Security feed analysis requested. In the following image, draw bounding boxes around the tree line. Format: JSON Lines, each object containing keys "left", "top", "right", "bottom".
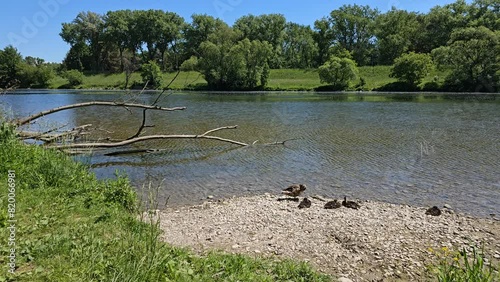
{"left": 0, "top": 0, "right": 498, "bottom": 91}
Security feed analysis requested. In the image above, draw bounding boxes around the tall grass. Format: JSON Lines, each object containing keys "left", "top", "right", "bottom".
{"left": 431, "top": 246, "right": 498, "bottom": 282}
{"left": 0, "top": 125, "right": 331, "bottom": 281}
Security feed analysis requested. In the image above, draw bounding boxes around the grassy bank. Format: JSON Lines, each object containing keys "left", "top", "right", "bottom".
{"left": 0, "top": 125, "right": 330, "bottom": 281}
{"left": 47, "top": 67, "right": 449, "bottom": 92}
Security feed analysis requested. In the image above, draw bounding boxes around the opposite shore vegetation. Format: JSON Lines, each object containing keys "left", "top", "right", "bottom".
{"left": 0, "top": 1, "right": 498, "bottom": 92}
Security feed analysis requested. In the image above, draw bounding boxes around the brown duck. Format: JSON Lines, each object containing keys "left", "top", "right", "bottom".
{"left": 282, "top": 184, "right": 306, "bottom": 197}
{"left": 324, "top": 200, "right": 342, "bottom": 209}
{"left": 425, "top": 206, "right": 442, "bottom": 216}
{"left": 298, "top": 197, "right": 311, "bottom": 209}
{"left": 342, "top": 197, "right": 360, "bottom": 209}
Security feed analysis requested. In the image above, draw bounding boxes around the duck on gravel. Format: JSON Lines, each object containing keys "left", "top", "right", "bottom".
{"left": 298, "top": 197, "right": 312, "bottom": 209}
{"left": 324, "top": 200, "right": 342, "bottom": 209}
{"left": 342, "top": 197, "right": 360, "bottom": 209}
{"left": 282, "top": 184, "right": 306, "bottom": 197}
{"left": 425, "top": 206, "right": 442, "bottom": 216}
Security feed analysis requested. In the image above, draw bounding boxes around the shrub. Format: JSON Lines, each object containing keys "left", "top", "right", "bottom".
{"left": 140, "top": 61, "right": 162, "bottom": 88}
{"left": 390, "top": 52, "right": 433, "bottom": 87}
{"left": 318, "top": 56, "right": 359, "bottom": 90}
{"left": 63, "top": 69, "right": 84, "bottom": 86}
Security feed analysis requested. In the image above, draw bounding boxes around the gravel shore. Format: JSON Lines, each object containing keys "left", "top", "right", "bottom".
{"left": 157, "top": 194, "right": 500, "bottom": 282}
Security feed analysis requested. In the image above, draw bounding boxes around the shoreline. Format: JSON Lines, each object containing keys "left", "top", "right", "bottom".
{"left": 157, "top": 194, "right": 500, "bottom": 282}
{"left": 5, "top": 88, "right": 500, "bottom": 95}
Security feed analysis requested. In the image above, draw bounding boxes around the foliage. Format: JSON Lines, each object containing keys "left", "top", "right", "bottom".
{"left": 0, "top": 45, "right": 22, "bottom": 87}
{"left": 432, "top": 26, "right": 499, "bottom": 92}
{"left": 390, "top": 52, "right": 434, "bottom": 86}
{"left": 140, "top": 61, "right": 162, "bottom": 88}
{"left": 430, "top": 246, "right": 498, "bottom": 282}
{"left": 0, "top": 131, "right": 331, "bottom": 282}
{"left": 179, "top": 56, "right": 198, "bottom": 71}
{"left": 63, "top": 69, "right": 84, "bottom": 86}
{"left": 197, "top": 25, "right": 272, "bottom": 90}
{"left": 318, "top": 56, "right": 359, "bottom": 90}
{"left": 374, "top": 8, "right": 424, "bottom": 64}
{"left": 325, "top": 4, "right": 379, "bottom": 66}
{"left": 60, "top": 11, "right": 105, "bottom": 72}
{"left": 18, "top": 63, "right": 54, "bottom": 88}
{"left": 234, "top": 14, "right": 286, "bottom": 68}
{"left": 282, "top": 23, "right": 319, "bottom": 68}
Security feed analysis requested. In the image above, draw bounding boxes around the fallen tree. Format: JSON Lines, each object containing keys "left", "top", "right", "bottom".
{"left": 4, "top": 84, "right": 292, "bottom": 155}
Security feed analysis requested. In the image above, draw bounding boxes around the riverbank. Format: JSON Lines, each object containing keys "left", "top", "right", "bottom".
{"left": 46, "top": 67, "right": 449, "bottom": 92}
{"left": 158, "top": 194, "right": 500, "bottom": 282}
{"left": 0, "top": 130, "right": 329, "bottom": 281}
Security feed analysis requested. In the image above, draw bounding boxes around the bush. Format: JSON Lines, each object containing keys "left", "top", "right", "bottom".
{"left": 63, "top": 69, "right": 84, "bottom": 86}
{"left": 140, "top": 61, "right": 162, "bottom": 88}
{"left": 318, "top": 56, "right": 359, "bottom": 90}
{"left": 390, "top": 52, "right": 433, "bottom": 87}
{"left": 18, "top": 63, "right": 54, "bottom": 88}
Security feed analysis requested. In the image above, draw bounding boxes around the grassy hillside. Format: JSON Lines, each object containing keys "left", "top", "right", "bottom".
{"left": 0, "top": 127, "right": 330, "bottom": 281}
{"left": 47, "top": 67, "right": 450, "bottom": 92}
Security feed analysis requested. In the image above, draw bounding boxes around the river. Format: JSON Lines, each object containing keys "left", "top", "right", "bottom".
{"left": 2, "top": 90, "right": 499, "bottom": 217}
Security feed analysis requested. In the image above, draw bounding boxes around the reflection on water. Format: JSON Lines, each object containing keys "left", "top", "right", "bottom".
{"left": 2, "top": 90, "right": 499, "bottom": 217}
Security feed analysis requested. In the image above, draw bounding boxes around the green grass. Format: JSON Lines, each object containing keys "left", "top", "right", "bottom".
{"left": 46, "top": 67, "right": 451, "bottom": 92}
{"left": 0, "top": 125, "right": 331, "bottom": 282}
{"left": 431, "top": 246, "right": 498, "bottom": 282}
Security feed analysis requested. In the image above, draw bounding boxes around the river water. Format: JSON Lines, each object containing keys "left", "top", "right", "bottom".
{"left": 2, "top": 90, "right": 499, "bottom": 217}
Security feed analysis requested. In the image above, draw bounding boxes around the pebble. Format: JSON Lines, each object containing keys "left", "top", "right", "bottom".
{"left": 338, "top": 278, "right": 354, "bottom": 282}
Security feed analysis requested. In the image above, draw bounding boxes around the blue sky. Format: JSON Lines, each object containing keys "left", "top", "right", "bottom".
{"left": 1, "top": 0, "right": 462, "bottom": 63}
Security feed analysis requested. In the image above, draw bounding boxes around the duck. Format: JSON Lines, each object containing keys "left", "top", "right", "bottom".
{"left": 342, "top": 196, "right": 360, "bottom": 209}
{"left": 324, "top": 200, "right": 342, "bottom": 209}
{"left": 425, "top": 206, "right": 441, "bottom": 216}
{"left": 282, "top": 184, "right": 306, "bottom": 197}
{"left": 298, "top": 197, "right": 311, "bottom": 209}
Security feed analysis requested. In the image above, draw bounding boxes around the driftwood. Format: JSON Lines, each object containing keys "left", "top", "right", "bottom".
{"left": 49, "top": 126, "right": 249, "bottom": 150}
{"left": 14, "top": 101, "right": 186, "bottom": 126}
{"left": 8, "top": 78, "right": 293, "bottom": 155}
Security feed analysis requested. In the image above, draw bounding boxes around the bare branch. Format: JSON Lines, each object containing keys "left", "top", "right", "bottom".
{"left": 261, "top": 138, "right": 298, "bottom": 146}
{"left": 49, "top": 132, "right": 249, "bottom": 150}
{"left": 127, "top": 108, "right": 148, "bottom": 140}
{"left": 14, "top": 102, "right": 186, "bottom": 126}
{"left": 200, "top": 126, "right": 238, "bottom": 136}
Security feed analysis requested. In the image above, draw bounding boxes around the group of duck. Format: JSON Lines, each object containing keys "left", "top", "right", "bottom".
{"left": 281, "top": 184, "right": 443, "bottom": 216}
{"left": 281, "top": 184, "right": 360, "bottom": 210}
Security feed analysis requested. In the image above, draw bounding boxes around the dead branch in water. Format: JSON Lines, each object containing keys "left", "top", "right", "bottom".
{"left": 14, "top": 101, "right": 186, "bottom": 126}
{"left": 49, "top": 125, "right": 248, "bottom": 150}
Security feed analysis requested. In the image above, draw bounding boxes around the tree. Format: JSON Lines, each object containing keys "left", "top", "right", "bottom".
{"left": 390, "top": 52, "right": 433, "bottom": 86}
{"left": 468, "top": 0, "right": 500, "bottom": 31}
{"left": 422, "top": 0, "right": 470, "bottom": 52}
{"left": 374, "top": 9, "right": 424, "bottom": 65}
{"left": 140, "top": 61, "right": 162, "bottom": 88}
{"left": 104, "top": 10, "right": 133, "bottom": 71}
{"left": 326, "top": 4, "right": 379, "bottom": 66}
{"left": 183, "top": 14, "right": 228, "bottom": 58}
{"left": 432, "top": 26, "right": 499, "bottom": 91}
{"left": 0, "top": 46, "right": 22, "bottom": 88}
{"left": 60, "top": 11, "right": 105, "bottom": 72}
{"left": 282, "top": 23, "right": 319, "bottom": 68}
{"left": 17, "top": 63, "right": 54, "bottom": 88}
{"left": 313, "top": 18, "right": 333, "bottom": 66}
{"left": 196, "top": 24, "right": 272, "bottom": 90}
{"left": 234, "top": 14, "right": 286, "bottom": 68}
{"left": 318, "top": 56, "right": 359, "bottom": 90}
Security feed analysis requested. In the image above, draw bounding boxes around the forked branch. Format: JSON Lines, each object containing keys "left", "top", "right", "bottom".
{"left": 14, "top": 101, "right": 186, "bottom": 126}
{"left": 49, "top": 125, "right": 248, "bottom": 150}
